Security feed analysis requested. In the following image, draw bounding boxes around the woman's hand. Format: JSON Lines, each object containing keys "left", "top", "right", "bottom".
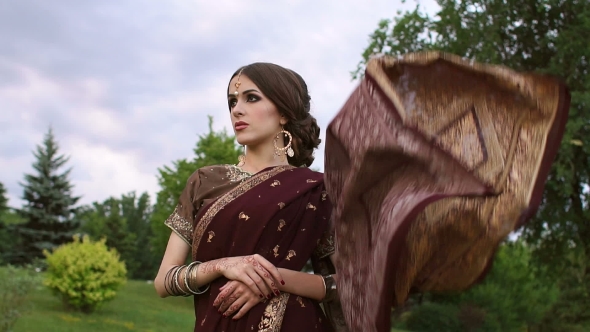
{"left": 203, "top": 254, "right": 283, "bottom": 299}
{"left": 213, "top": 280, "right": 265, "bottom": 319}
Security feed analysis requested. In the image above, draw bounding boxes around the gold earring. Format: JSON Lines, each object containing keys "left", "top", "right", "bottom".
{"left": 273, "top": 128, "right": 294, "bottom": 161}
{"left": 237, "top": 145, "right": 246, "bottom": 167}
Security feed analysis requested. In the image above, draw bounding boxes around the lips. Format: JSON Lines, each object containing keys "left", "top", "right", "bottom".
{"left": 234, "top": 121, "right": 249, "bottom": 130}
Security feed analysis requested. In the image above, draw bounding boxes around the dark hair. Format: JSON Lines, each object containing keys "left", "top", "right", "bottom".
{"left": 228, "top": 63, "right": 321, "bottom": 167}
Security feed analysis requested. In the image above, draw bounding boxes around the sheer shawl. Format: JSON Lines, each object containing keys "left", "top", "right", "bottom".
{"left": 324, "top": 52, "right": 570, "bottom": 332}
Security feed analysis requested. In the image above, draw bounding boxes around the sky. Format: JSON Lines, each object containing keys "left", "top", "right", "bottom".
{"left": 0, "top": 0, "right": 439, "bottom": 208}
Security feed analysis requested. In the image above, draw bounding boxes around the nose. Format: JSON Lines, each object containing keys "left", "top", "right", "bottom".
{"left": 231, "top": 101, "right": 244, "bottom": 117}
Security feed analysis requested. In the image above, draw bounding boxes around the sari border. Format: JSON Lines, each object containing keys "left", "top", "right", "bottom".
{"left": 258, "top": 293, "right": 290, "bottom": 332}
{"left": 192, "top": 165, "right": 294, "bottom": 257}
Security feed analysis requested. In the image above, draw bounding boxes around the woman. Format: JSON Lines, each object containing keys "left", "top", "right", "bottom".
{"left": 154, "top": 63, "right": 340, "bottom": 331}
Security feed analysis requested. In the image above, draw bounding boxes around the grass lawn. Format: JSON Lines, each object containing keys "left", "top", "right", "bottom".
{"left": 14, "top": 278, "right": 408, "bottom": 331}
{"left": 14, "top": 280, "right": 195, "bottom": 332}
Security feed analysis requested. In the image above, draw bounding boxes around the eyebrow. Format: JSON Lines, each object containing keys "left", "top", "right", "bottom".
{"left": 227, "top": 89, "right": 260, "bottom": 98}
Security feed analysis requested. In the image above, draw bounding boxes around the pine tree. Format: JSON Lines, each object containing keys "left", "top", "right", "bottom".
{"left": 0, "top": 182, "right": 8, "bottom": 213}
{"left": 16, "top": 128, "right": 81, "bottom": 264}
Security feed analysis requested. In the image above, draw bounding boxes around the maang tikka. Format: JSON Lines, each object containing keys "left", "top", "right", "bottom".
{"left": 233, "top": 68, "right": 243, "bottom": 96}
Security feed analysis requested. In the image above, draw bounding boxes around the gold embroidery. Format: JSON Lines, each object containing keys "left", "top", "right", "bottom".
{"left": 296, "top": 296, "right": 306, "bottom": 307}
{"left": 193, "top": 166, "right": 293, "bottom": 257}
{"left": 321, "top": 191, "right": 327, "bottom": 201}
{"left": 278, "top": 202, "right": 285, "bottom": 209}
{"left": 277, "top": 219, "right": 286, "bottom": 231}
{"left": 270, "top": 180, "right": 281, "bottom": 187}
{"left": 306, "top": 179, "right": 318, "bottom": 183}
{"left": 258, "top": 293, "right": 289, "bottom": 332}
{"left": 286, "top": 250, "right": 296, "bottom": 261}
{"left": 239, "top": 212, "right": 250, "bottom": 221}
{"left": 314, "top": 233, "right": 336, "bottom": 259}
{"left": 226, "top": 164, "right": 253, "bottom": 182}
{"left": 273, "top": 245, "right": 280, "bottom": 257}
{"left": 164, "top": 206, "right": 193, "bottom": 246}
{"left": 306, "top": 203, "right": 317, "bottom": 211}
{"left": 201, "top": 314, "right": 207, "bottom": 326}
{"left": 207, "top": 231, "right": 215, "bottom": 243}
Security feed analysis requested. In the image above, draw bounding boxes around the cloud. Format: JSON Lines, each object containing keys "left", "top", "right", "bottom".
{"left": 0, "top": 0, "right": 440, "bottom": 207}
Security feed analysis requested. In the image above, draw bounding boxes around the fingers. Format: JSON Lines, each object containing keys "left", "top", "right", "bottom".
{"left": 244, "top": 269, "right": 273, "bottom": 299}
{"left": 221, "top": 295, "right": 247, "bottom": 318}
{"left": 213, "top": 283, "right": 235, "bottom": 307}
{"left": 232, "top": 296, "right": 263, "bottom": 320}
{"left": 252, "top": 254, "right": 283, "bottom": 295}
{"left": 219, "top": 292, "right": 240, "bottom": 313}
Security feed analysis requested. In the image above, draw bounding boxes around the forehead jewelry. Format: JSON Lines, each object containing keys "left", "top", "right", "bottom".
{"left": 233, "top": 69, "right": 244, "bottom": 96}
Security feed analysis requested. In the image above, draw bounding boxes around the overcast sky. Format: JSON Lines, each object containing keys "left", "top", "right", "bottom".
{"left": 0, "top": 0, "right": 438, "bottom": 208}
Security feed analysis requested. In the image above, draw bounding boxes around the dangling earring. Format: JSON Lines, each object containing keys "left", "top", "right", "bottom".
{"left": 237, "top": 145, "right": 246, "bottom": 167}
{"left": 273, "top": 127, "right": 294, "bottom": 161}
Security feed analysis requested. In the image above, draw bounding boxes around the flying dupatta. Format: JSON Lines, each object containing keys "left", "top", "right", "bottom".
{"left": 324, "top": 52, "right": 570, "bottom": 332}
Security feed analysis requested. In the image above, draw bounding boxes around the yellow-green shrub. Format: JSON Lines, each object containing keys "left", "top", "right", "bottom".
{"left": 43, "top": 235, "right": 127, "bottom": 313}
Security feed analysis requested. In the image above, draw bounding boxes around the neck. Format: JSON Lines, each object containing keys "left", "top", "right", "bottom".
{"left": 241, "top": 140, "right": 289, "bottom": 173}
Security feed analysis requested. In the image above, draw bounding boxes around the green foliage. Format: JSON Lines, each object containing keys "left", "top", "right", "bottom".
{"left": 78, "top": 192, "right": 155, "bottom": 280}
{"left": 444, "top": 242, "right": 558, "bottom": 329}
{"left": 401, "top": 243, "right": 557, "bottom": 331}
{"left": 0, "top": 183, "right": 22, "bottom": 264}
{"left": 0, "top": 183, "right": 7, "bottom": 213}
{"left": 43, "top": 235, "right": 126, "bottom": 313}
{"left": 357, "top": 0, "right": 590, "bottom": 326}
{"left": 15, "top": 128, "right": 81, "bottom": 264}
{"left": 402, "top": 302, "right": 462, "bottom": 331}
{"left": 150, "top": 116, "right": 240, "bottom": 258}
{"left": 0, "top": 210, "right": 25, "bottom": 265}
{"left": 0, "top": 266, "right": 41, "bottom": 332}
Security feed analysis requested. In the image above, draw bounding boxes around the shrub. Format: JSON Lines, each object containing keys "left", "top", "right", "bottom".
{"left": 402, "top": 302, "right": 463, "bottom": 331}
{"left": 43, "top": 235, "right": 127, "bottom": 313}
{"left": 0, "top": 265, "right": 40, "bottom": 332}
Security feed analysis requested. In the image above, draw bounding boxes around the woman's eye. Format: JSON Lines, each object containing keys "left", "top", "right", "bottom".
{"left": 229, "top": 100, "right": 237, "bottom": 108}
{"left": 247, "top": 95, "right": 259, "bottom": 102}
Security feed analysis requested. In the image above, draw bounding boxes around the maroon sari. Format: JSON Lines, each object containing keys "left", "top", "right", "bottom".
{"left": 167, "top": 165, "right": 335, "bottom": 331}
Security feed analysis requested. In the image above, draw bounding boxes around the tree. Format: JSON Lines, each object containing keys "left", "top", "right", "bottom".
{"left": 0, "top": 182, "right": 7, "bottom": 213}
{"left": 78, "top": 192, "right": 155, "bottom": 280}
{"left": 150, "top": 116, "right": 240, "bottom": 261}
{"left": 0, "top": 182, "right": 26, "bottom": 264}
{"left": 356, "top": 0, "right": 590, "bottom": 327}
{"left": 399, "top": 242, "right": 559, "bottom": 331}
{"left": 15, "top": 128, "right": 81, "bottom": 264}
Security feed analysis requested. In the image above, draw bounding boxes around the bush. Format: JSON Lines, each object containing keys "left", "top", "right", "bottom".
{"left": 0, "top": 265, "right": 40, "bottom": 332}
{"left": 403, "top": 302, "right": 463, "bottom": 332}
{"left": 43, "top": 235, "right": 127, "bottom": 313}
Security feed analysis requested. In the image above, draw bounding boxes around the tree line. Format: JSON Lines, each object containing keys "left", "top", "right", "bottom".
{"left": 0, "top": 117, "right": 240, "bottom": 280}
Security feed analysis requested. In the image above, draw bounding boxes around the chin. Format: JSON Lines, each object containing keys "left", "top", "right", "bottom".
{"left": 235, "top": 135, "right": 254, "bottom": 147}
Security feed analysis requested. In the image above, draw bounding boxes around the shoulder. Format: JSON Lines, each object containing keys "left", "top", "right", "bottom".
{"left": 186, "top": 164, "right": 236, "bottom": 183}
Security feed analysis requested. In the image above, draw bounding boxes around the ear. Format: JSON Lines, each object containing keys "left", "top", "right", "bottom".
{"left": 279, "top": 115, "right": 288, "bottom": 126}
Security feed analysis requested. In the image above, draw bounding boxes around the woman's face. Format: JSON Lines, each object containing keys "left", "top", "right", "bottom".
{"left": 228, "top": 74, "right": 285, "bottom": 147}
